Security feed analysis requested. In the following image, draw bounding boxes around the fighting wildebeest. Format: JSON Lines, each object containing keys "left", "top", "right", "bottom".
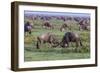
{"left": 36, "top": 32, "right": 59, "bottom": 49}
{"left": 24, "top": 21, "right": 33, "bottom": 35}
{"left": 42, "top": 21, "right": 54, "bottom": 29}
{"left": 60, "top": 32, "right": 82, "bottom": 48}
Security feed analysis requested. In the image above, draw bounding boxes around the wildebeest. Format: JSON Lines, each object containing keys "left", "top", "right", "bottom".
{"left": 60, "top": 23, "right": 69, "bottom": 32}
{"left": 42, "top": 21, "right": 54, "bottom": 29}
{"left": 60, "top": 32, "right": 82, "bottom": 48}
{"left": 74, "top": 17, "right": 82, "bottom": 22}
{"left": 79, "top": 19, "right": 90, "bottom": 30}
{"left": 36, "top": 32, "right": 59, "bottom": 49}
{"left": 79, "top": 24, "right": 90, "bottom": 30}
{"left": 24, "top": 21, "right": 33, "bottom": 35}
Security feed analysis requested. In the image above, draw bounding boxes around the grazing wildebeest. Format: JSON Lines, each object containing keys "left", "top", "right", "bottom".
{"left": 24, "top": 22, "right": 33, "bottom": 35}
{"left": 60, "top": 16, "right": 66, "bottom": 21}
{"left": 60, "top": 22, "right": 71, "bottom": 32}
{"left": 36, "top": 32, "right": 59, "bottom": 49}
{"left": 60, "top": 32, "right": 82, "bottom": 48}
{"left": 79, "top": 24, "right": 90, "bottom": 30}
{"left": 42, "top": 21, "right": 54, "bottom": 29}
{"left": 74, "top": 17, "right": 82, "bottom": 22}
{"left": 60, "top": 23, "right": 68, "bottom": 32}
{"left": 79, "top": 19, "right": 90, "bottom": 30}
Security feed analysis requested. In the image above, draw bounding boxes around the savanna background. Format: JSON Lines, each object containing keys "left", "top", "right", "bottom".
{"left": 24, "top": 11, "right": 90, "bottom": 61}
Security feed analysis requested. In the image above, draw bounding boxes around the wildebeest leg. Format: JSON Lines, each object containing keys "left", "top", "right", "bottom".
{"left": 80, "top": 41, "right": 83, "bottom": 46}
{"left": 76, "top": 41, "right": 79, "bottom": 48}
{"left": 75, "top": 40, "right": 82, "bottom": 52}
{"left": 29, "top": 30, "right": 31, "bottom": 34}
{"left": 36, "top": 37, "right": 41, "bottom": 49}
{"left": 74, "top": 41, "right": 79, "bottom": 52}
{"left": 36, "top": 41, "right": 40, "bottom": 49}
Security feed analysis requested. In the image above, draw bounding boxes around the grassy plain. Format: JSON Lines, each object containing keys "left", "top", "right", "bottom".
{"left": 24, "top": 18, "right": 90, "bottom": 61}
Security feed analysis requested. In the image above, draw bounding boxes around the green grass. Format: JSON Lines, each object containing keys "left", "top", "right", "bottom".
{"left": 24, "top": 18, "right": 90, "bottom": 61}
{"left": 24, "top": 49, "right": 90, "bottom": 61}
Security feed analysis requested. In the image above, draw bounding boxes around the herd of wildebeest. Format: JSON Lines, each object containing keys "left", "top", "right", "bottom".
{"left": 24, "top": 14, "right": 90, "bottom": 51}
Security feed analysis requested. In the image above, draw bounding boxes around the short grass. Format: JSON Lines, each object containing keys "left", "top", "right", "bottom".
{"left": 24, "top": 17, "right": 90, "bottom": 61}
{"left": 24, "top": 49, "right": 90, "bottom": 61}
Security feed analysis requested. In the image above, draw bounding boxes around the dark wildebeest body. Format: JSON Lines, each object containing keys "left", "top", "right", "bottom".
{"left": 60, "top": 32, "right": 82, "bottom": 48}
{"left": 24, "top": 22, "right": 33, "bottom": 35}
{"left": 36, "top": 33, "right": 59, "bottom": 49}
{"left": 42, "top": 21, "right": 54, "bottom": 29}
